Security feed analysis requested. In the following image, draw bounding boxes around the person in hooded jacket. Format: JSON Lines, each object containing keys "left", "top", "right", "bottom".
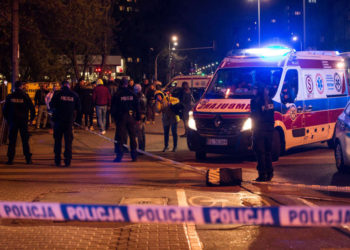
{"left": 155, "top": 90, "right": 180, "bottom": 152}
{"left": 50, "top": 80, "right": 81, "bottom": 167}
{"left": 3, "top": 81, "right": 35, "bottom": 165}
{"left": 134, "top": 84, "right": 147, "bottom": 151}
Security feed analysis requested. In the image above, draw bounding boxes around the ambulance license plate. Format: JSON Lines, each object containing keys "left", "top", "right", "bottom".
{"left": 206, "top": 138, "right": 228, "bottom": 146}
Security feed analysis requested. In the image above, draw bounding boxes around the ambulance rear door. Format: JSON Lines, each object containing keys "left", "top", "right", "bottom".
{"left": 302, "top": 69, "right": 330, "bottom": 144}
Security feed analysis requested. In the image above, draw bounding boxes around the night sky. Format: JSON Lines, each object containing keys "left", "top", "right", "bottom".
{"left": 121, "top": 0, "right": 304, "bottom": 65}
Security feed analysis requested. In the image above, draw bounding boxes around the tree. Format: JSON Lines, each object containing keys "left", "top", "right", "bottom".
{"left": 0, "top": 0, "right": 115, "bottom": 82}
{"left": 36, "top": 0, "right": 110, "bottom": 82}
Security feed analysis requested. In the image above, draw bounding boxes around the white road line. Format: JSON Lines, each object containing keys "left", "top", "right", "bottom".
{"left": 176, "top": 189, "right": 203, "bottom": 250}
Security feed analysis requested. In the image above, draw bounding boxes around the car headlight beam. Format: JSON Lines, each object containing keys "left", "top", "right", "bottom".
{"left": 188, "top": 111, "right": 197, "bottom": 131}
{"left": 241, "top": 117, "right": 252, "bottom": 131}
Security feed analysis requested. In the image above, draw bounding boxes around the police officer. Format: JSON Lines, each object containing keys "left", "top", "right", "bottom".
{"left": 50, "top": 80, "right": 80, "bottom": 167}
{"left": 3, "top": 81, "right": 35, "bottom": 165}
{"left": 111, "top": 77, "right": 140, "bottom": 162}
{"left": 250, "top": 84, "right": 275, "bottom": 182}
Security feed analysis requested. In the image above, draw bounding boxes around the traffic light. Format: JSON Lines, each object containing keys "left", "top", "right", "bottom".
{"left": 95, "top": 67, "right": 101, "bottom": 72}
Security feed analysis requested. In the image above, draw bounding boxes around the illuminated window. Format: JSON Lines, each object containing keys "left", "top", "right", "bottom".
{"left": 119, "top": 5, "right": 125, "bottom": 11}
{"left": 294, "top": 11, "right": 301, "bottom": 16}
{"left": 308, "top": 0, "right": 316, "bottom": 3}
{"left": 136, "top": 58, "right": 141, "bottom": 63}
{"left": 271, "top": 19, "right": 276, "bottom": 23}
{"left": 126, "top": 6, "right": 132, "bottom": 12}
{"left": 127, "top": 0, "right": 132, "bottom": 2}
{"left": 127, "top": 57, "right": 133, "bottom": 63}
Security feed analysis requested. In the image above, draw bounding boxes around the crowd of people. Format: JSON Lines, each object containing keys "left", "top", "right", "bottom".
{"left": 3, "top": 77, "right": 194, "bottom": 166}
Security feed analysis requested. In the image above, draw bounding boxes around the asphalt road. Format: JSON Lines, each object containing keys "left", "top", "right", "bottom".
{"left": 0, "top": 116, "right": 350, "bottom": 249}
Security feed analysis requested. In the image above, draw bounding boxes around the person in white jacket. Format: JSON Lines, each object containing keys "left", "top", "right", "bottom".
{"left": 45, "top": 84, "right": 58, "bottom": 134}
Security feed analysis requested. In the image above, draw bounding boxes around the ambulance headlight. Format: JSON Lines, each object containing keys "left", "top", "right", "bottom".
{"left": 188, "top": 111, "right": 197, "bottom": 131}
{"left": 241, "top": 118, "right": 252, "bottom": 131}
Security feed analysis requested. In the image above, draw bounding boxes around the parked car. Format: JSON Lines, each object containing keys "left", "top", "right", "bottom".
{"left": 334, "top": 102, "right": 350, "bottom": 172}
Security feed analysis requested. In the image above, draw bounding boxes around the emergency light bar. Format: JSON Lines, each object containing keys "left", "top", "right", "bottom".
{"left": 244, "top": 46, "right": 292, "bottom": 58}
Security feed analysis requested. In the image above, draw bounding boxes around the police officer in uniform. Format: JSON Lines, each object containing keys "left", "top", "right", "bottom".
{"left": 50, "top": 80, "right": 80, "bottom": 167}
{"left": 111, "top": 77, "right": 140, "bottom": 162}
{"left": 250, "top": 84, "right": 275, "bottom": 182}
{"left": 3, "top": 81, "right": 35, "bottom": 165}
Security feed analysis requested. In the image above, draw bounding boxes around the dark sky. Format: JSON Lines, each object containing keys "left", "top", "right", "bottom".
{"left": 122, "top": 0, "right": 256, "bottom": 66}
{"left": 118, "top": 0, "right": 349, "bottom": 77}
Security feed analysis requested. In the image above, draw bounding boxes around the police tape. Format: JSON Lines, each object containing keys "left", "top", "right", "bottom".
{"left": 244, "top": 180, "right": 350, "bottom": 193}
{"left": 1, "top": 201, "right": 350, "bottom": 227}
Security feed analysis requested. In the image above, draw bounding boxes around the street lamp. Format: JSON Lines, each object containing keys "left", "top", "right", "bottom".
{"left": 248, "top": 0, "right": 261, "bottom": 47}
{"left": 168, "top": 35, "right": 178, "bottom": 82}
{"left": 292, "top": 35, "right": 302, "bottom": 51}
{"left": 303, "top": 0, "right": 306, "bottom": 50}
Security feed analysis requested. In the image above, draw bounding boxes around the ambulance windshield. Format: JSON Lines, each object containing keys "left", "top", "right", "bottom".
{"left": 205, "top": 67, "right": 282, "bottom": 99}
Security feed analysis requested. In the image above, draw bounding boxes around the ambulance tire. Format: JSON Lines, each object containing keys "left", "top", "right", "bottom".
{"left": 327, "top": 134, "right": 335, "bottom": 149}
{"left": 195, "top": 151, "right": 206, "bottom": 161}
{"left": 272, "top": 129, "right": 281, "bottom": 162}
{"left": 335, "top": 141, "right": 347, "bottom": 173}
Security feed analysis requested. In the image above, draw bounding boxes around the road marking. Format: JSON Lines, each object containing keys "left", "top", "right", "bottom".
{"left": 188, "top": 196, "right": 230, "bottom": 207}
{"left": 176, "top": 189, "right": 203, "bottom": 250}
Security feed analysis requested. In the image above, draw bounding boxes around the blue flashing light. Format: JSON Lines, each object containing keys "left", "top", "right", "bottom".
{"left": 245, "top": 46, "right": 292, "bottom": 58}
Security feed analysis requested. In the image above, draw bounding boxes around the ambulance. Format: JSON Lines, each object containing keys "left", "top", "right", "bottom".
{"left": 187, "top": 46, "right": 349, "bottom": 161}
{"left": 163, "top": 75, "right": 211, "bottom": 102}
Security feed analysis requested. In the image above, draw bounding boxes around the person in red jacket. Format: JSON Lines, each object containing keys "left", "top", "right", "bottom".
{"left": 92, "top": 79, "right": 111, "bottom": 135}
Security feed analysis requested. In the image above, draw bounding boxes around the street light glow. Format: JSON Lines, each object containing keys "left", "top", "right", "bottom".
{"left": 173, "top": 42, "right": 178, "bottom": 46}
{"left": 292, "top": 36, "right": 298, "bottom": 42}
{"left": 172, "top": 35, "right": 178, "bottom": 42}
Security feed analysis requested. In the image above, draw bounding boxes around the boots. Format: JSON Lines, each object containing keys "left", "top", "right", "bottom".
{"left": 25, "top": 154, "right": 33, "bottom": 164}
{"left": 255, "top": 173, "right": 267, "bottom": 182}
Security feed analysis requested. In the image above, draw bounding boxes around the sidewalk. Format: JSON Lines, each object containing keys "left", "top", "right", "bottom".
{"left": 0, "top": 116, "right": 202, "bottom": 249}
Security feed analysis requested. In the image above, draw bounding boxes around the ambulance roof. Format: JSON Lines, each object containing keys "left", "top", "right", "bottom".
{"left": 219, "top": 47, "right": 344, "bottom": 70}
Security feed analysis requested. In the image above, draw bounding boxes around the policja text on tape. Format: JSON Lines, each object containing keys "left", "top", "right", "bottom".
{"left": 1, "top": 201, "right": 350, "bottom": 227}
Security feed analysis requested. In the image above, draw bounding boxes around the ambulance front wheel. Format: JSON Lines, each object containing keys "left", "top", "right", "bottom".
{"left": 272, "top": 129, "right": 282, "bottom": 162}
{"left": 334, "top": 141, "right": 348, "bottom": 172}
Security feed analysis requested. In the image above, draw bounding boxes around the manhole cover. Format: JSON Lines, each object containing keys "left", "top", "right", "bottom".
{"left": 119, "top": 197, "right": 168, "bottom": 205}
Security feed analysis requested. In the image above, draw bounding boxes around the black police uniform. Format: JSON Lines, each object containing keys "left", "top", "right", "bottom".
{"left": 250, "top": 91, "right": 275, "bottom": 181}
{"left": 3, "top": 86, "right": 35, "bottom": 164}
{"left": 111, "top": 86, "right": 140, "bottom": 162}
{"left": 50, "top": 85, "right": 80, "bottom": 166}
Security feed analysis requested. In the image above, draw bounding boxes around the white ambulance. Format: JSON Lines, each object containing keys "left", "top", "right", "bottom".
{"left": 187, "top": 46, "right": 349, "bottom": 161}
{"left": 163, "top": 75, "right": 211, "bottom": 102}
